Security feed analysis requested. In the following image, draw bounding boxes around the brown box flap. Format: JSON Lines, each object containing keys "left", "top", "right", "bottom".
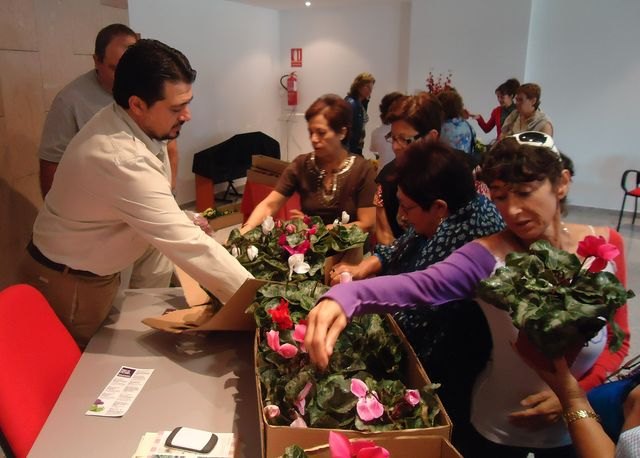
{"left": 142, "top": 278, "right": 272, "bottom": 333}
{"left": 251, "top": 155, "right": 290, "bottom": 175}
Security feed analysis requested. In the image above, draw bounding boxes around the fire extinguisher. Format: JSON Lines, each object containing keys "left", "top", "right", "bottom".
{"left": 280, "top": 72, "right": 298, "bottom": 106}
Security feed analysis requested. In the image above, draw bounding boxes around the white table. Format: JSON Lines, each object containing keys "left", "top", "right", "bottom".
{"left": 29, "top": 288, "right": 261, "bottom": 457}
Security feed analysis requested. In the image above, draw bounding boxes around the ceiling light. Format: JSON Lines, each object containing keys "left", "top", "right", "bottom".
{"left": 305, "top": 1, "right": 311, "bottom": 6}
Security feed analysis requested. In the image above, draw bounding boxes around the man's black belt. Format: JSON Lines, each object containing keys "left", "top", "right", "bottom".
{"left": 27, "top": 240, "right": 99, "bottom": 277}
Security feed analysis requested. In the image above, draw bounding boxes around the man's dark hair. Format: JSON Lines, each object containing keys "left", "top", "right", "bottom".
{"left": 94, "top": 23, "right": 137, "bottom": 62}
{"left": 113, "top": 39, "right": 197, "bottom": 109}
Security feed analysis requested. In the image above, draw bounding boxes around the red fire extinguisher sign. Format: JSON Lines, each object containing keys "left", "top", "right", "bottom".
{"left": 291, "top": 48, "right": 302, "bottom": 67}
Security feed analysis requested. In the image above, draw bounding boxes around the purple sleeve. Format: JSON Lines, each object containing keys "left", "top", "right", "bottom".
{"left": 321, "top": 242, "right": 497, "bottom": 318}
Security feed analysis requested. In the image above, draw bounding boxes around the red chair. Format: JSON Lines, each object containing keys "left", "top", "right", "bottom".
{"left": 616, "top": 169, "right": 640, "bottom": 231}
{"left": 0, "top": 284, "right": 81, "bottom": 458}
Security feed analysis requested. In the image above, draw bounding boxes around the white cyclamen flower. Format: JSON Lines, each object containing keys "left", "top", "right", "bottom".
{"left": 341, "top": 211, "right": 350, "bottom": 224}
{"left": 288, "top": 253, "right": 310, "bottom": 280}
{"left": 261, "top": 215, "right": 275, "bottom": 234}
{"left": 231, "top": 245, "right": 240, "bottom": 258}
{"left": 247, "top": 245, "right": 259, "bottom": 261}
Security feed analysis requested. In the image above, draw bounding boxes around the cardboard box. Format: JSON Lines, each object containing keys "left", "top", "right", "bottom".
{"left": 256, "top": 317, "right": 452, "bottom": 458}
{"left": 246, "top": 168, "right": 280, "bottom": 187}
{"left": 207, "top": 202, "right": 244, "bottom": 231}
{"left": 281, "top": 435, "right": 462, "bottom": 458}
{"left": 252, "top": 155, "right": 290, "bottom": 176}
{"left": 142, "top": 277, "right": 269, "bottom": 332}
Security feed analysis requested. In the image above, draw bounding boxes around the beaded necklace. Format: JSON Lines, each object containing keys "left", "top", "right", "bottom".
{"left": 310, "top": 152, "right": 355, "bottom": 205}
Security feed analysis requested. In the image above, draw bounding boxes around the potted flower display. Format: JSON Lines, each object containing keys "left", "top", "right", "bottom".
{"left": 224, "top": 216, "right": 446, "bottom": 457}
{"left": 477, "top": 236, "right": 634, "bottom": 368}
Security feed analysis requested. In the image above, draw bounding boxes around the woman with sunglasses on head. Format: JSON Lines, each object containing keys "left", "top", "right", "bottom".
{"left": 373, "top": 92, "right": 443, "bottom": 245}
{"left": 240, "top": 94, "right": 376, "bottom": 233}
{"left": 305, "top": 132, "right": 630, "bottom": 458}
{"left": 501, "top": 83, "right": 553, "bottom": 139}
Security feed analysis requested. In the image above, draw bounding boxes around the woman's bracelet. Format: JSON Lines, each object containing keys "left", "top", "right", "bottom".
{"left": 563, "top": 409, "right": 601, "bottom": 425}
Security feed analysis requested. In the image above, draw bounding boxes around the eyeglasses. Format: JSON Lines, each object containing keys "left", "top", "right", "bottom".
{"left": 385, "top": 132, "right": 422, "bottom": 146}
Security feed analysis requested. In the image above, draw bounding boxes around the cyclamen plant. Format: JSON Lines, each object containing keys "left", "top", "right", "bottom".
{"left": 283, "top": 431, "right": 390, "bottom": 458}
{"left": 425, "top": 71, "right": 453, "bottom": 95}
{"left": 225, "top": 216, "right": 441, "bottom": 433}
{"left": 477, "top": 236, "right": 634, "bottom": 358}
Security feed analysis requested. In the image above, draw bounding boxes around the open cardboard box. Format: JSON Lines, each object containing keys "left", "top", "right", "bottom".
{"left": 256, "top": 317, "right": 452, "bottom": 458}
{"left": 208, "top": 202, "right": 244, "bottom": 231}
{"left": 279, "top": 435, "right": 462, "bottom": 458}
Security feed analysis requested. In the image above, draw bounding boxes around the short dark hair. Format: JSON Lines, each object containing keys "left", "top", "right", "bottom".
{"left": 496, "top": 78, "right": 520, "bottom": 97}
{"left": 94, "top": 23, "right": 137, "bottom": 62}
{"left": 113, "top": 39, "right": 197, "bottom": 109}
{"left": 305, "top": 94, "right": 352, "bottom": 138}
{"left": 396, "top": 140, "right": 475, "bottom": 212}
{"left": 437, "top": 89, "right": 464, "bottom": 120}
{"left": 379, "top": 91, "right": 404, "bottom": 123}
{"left": 386, "top": 91, "right": 443, "bottom": 135}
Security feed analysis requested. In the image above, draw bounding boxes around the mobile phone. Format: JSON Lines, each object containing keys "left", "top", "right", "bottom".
{"left": 165, "top": 427, "right": 218, "bottom": 454}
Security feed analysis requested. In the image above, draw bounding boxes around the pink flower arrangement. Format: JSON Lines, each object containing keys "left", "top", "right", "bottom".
{"left": 425, "top": 71, "right": 453, "bottom": 95}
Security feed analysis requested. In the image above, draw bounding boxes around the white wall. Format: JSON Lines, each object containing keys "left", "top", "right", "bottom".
{"left": 129, "top": 0, "right": 281, "bottom": 204}
{"left": 278, "top": 2, "right": 411, "bottom": 160}
{"left": 526, "top": 0, "right": 639, "bottom": 211}
{"left": 407, "top": 0, "right": 532, "bottom": 143}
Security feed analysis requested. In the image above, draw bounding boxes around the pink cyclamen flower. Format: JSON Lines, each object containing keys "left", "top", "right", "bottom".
{"left": 404, "top": 389, "right": 421, "bottom": 407}
{"left": 350, "top": 378, "right": 384, "bottom": 422}
{"left": 285, "top": 223, "right": 296, "bottom": 234}
{"left": 293, "top": 322, "right": 307, "bottom": 352}
{"left": 307, "top": 226, "right": 317, "bottom": 236}
{"left": 328, "top": 432, "right": 389, "bottom": 458}
{"left": 294, "top": 382, "right": 313, "bottom": 415}
{"left": 263, "top": 404, "right": 280, "bottom": 419}
{"left": 283, "top": 239, "right": 311, "bottom": 256}
{"left": 290, "top": 415, "right": 307, "bottom": 428}
{"left": 576, "top": 235, "right": 620, "bottom": 273}
{"left": 265, "top": 330, "right": 298, "bottom": 359}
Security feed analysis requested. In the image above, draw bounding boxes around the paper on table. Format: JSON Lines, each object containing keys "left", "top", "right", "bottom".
{"left": 132, "top": 431, "right": 235, "bottom": 458}
{"left": 86, "top": 366, "right": 154, "bottom": 417}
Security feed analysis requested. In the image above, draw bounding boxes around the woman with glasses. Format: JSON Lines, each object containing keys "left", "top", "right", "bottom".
{"left": 373, "top": 92, "right": 443, "bottom": 245}
{"left": 501, "top": 83, "right": 554, "bottom": 138}
{"left": 330, "top": 139, "right": 505, "bottom": 452}
{"left": 240, "top": 94, "right": 376, "bottom": 233}
{"left": 305, "top": 132, "right": 630, "bottom": 458}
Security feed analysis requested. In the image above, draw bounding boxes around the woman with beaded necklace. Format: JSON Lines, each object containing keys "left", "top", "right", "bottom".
{"left": 241, "top": 94, "right": 376, "bottom": 234}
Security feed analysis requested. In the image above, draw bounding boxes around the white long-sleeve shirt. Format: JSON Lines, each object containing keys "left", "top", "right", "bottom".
{"left": 34, "top": 103, "right": 252, "bottom": 303}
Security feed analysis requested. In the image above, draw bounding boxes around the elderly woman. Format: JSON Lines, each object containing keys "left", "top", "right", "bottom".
{"left": 306, "top": 132, "right": 629, "bottom": 457}
{"left": 470, "top": 78, "right": 520, "bottom": 141}
{"left": 331, "top": 140, "right": 505, "bottom": 452}
{"left": 344, "top": 72, "right": 375, "bottom": 155}
{"left": 374, "top": 92, "right": 443, "bottom": 245}
{"left": 501, "top": 83, "right": 553, "bottom": 138}
{"left": 241, "top": 94, "right": 376, "bottom": 233}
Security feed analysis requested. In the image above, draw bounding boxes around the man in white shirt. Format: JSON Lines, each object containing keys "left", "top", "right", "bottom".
{"left": 20, "top": 39, "right": 252, "bottom": 347}
{"left": 38, "top": 23, "right": 177, "bottom": 290}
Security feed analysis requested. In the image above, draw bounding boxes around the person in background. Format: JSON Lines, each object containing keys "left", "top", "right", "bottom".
{"left": 20, "top": 39, "right": 252, "bottom": 348}
{"left": 470, "top": 78, "right": 520, "bottom": 141}
{"left": 330, "top": 140, "right": 505, "bottom": 453}
{"left": 501, "top": 83, "right": 553, "bottom": 138}
{"left": 438, "top": 89, "right": 477, "bottom": 157}
{"left": 306, "top": 133, "right": 629, "bottom": 457}
{"left": 368, "top": 91, "right": 404, "bottom": 168}
{"left": 521, "top": 355, "right": 640, "bottom": 458}
{"left": 241, "top": 94, "right": 376, "bottom": 233}
{"left": 343, "top": 72, "right": 375, "bottom": 155}
{"left": 37, "top": 23, "right": 178, "bottom": 289}
{"left": 374, "top": 92, "right": 443, "bottom": 245}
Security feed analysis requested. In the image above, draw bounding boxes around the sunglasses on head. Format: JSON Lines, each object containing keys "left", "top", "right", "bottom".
{"left": 510, "top": 131, "right": 559, "bottom": 154}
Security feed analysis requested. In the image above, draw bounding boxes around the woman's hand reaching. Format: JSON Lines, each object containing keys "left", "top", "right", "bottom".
{"left": 304, "top": 299, "right": 348, "bottom": 370}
